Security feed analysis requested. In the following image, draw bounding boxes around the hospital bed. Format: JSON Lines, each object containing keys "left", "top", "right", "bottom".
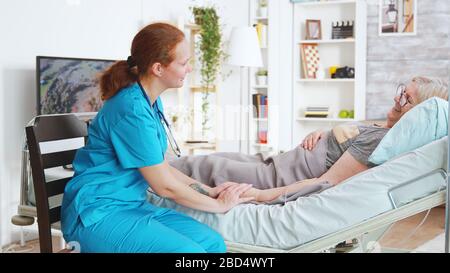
{"left": 148, "top": 136, "right": 450, "bottom": 253}
{"left": 13, "top": 136, "right": 450, "bottom": 253}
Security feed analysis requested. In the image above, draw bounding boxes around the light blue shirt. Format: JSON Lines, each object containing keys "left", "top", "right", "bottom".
{"left": 61, "top": 82, "right": 168, "bottom": 236}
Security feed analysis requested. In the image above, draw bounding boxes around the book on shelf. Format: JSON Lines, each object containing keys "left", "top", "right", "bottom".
{"left": 304, "top": 112, "right": 329, "bottom": 118}
{"left": 252, "top": 94, "right": 268, "bottom": 118}
{"left": 304, "top": 105, "right": 329, "bottom": 118}
{"left": 306, "top": 106, "right": 329, "bottom": 111}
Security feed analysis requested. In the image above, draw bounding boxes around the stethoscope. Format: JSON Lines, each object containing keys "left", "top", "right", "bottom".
{"left": 137, "top": 81, "right": 181, "bottom": 158}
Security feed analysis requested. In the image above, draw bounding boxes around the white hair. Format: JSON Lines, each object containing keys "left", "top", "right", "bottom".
{"left": 411, "top": 76, "right": 448, "bottom": 103}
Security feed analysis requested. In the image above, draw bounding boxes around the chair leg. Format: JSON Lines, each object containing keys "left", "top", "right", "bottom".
{"left": 19, "top": 227, "right": 26, "bottom": 247}
{"left": 10, "top": 215, "right": 35, "bottom": 248}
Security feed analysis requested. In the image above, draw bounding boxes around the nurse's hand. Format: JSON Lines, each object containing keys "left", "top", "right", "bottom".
{"left": 216, "top": 184, "right": 255, "bottom": 212}
{"left": 209, "top": 182, "right": 240, "bottom": 198}
{"left": 301, "top": 130, "right": 323, "bottom": 151}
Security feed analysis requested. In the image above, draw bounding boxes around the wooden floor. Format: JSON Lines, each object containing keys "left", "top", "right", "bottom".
{"left": 2, "top": 236, "right": 64, "bottom": 253}
{"left": 3, "top": 206, "right": 446, "bottom": 253}
{"left": 379, "top": 206, "right": 446, "bottom": 251}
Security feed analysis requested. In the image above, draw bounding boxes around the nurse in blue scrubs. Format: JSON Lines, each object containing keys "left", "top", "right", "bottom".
{"left": 61, "top": 22, "right": 254, "bottom": 253}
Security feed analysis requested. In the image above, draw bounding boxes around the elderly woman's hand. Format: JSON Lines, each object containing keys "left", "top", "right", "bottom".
{"left": 393, "top": 96, "right": 403, "bottom": 113}
{"left": 301, "top": 130, "right": 323, "bottom": 151}
{"left": 216, "top": 184, "right": 255, "bottom": 212}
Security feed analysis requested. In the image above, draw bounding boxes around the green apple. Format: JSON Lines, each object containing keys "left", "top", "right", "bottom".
{"left": 349, "top": 110, "right": 354, "bottom": 119}
{"left": 338, "top": 110, "right": 349, "bottom": 118}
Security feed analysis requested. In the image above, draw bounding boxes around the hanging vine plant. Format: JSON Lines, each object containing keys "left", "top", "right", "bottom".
{"left": 191, "top": 6, "right": 224, "bottom": 138}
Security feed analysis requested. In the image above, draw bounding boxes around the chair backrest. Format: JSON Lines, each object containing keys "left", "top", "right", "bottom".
{"left": 26, "top": 114, "right": 88, "bottom": 253}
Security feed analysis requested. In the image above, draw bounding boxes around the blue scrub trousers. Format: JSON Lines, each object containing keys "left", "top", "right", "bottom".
{"left": 69, "top": 202, "right": 226, "bottom": 253}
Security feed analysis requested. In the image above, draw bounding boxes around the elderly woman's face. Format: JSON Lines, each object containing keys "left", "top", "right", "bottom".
{"left": 386, "top": 82, "right": 419, "bottom": 128}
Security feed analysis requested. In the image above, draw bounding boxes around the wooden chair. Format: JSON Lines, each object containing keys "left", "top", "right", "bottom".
{"left": 25, "top": 114, "right": 87, "bottom": 253}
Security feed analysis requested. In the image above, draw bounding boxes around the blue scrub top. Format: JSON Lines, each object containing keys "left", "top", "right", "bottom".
{"left": 61, "top": 82, "right": 168, "bottom": 236}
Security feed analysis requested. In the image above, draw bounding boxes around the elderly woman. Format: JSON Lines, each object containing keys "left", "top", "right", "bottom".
{"left": 168, "top": 76, "right": 448, "bottom": 204}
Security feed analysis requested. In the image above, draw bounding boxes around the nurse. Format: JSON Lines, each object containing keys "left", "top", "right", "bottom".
{"left": 61, "top": 22, "right": 254, "bottom": 253}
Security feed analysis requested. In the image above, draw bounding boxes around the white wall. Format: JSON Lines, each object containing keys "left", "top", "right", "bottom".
{"left": 0, "top": 0, "right": 248, "bottom": 247}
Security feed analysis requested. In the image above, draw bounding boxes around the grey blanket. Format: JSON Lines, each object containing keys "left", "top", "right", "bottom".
{"left": 169, "top": 133, "right": 333, "bottom": 204}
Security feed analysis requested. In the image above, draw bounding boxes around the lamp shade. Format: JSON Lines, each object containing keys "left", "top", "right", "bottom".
{"left": 227, "top": 26, "right": 263, "bottom": 68}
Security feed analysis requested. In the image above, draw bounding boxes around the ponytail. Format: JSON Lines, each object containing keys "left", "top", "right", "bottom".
{"left": 99, "top": 61, "right": 138, "bottom": 100}
{"left": 100, "top": 22, "right": 184, "bottom": 101}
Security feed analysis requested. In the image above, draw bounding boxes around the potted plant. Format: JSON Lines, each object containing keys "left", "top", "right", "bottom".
{"left": 256, "top": 69, "right": 268, "bottom": 85}
{"left": 191, "top": 6, "right": 225, "bottom": 139}
{"left": 258, "top": 0, "right": 268, "bottom": 18}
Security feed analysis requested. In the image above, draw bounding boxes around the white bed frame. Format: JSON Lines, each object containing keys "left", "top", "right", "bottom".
{"left": 225, "top": 168, "right": 449, "bottom": 253}
{"left": 226, "top": 190, "right": 445, "bottom": 253}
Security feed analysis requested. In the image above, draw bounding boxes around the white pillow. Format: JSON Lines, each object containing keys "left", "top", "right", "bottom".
{"left": 369, "top": 97, "right": 448, "bottom": 165}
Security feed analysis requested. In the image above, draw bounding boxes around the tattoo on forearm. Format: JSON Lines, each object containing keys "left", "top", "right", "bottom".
{"left": 189, "top": 183, "right": 210, "bottom": 197}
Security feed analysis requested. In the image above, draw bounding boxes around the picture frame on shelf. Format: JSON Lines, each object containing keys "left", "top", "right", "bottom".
{"left": 379, "top": 0, "right": 416, "bottom": 36}
{"left": 305, "top": 19, "right": 322, "bottom": 40}
{"left": 300, "top": 43, "right": 320, "bottom": 79}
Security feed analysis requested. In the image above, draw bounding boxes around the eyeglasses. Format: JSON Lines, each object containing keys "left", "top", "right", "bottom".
{"left": 157, "top": 109, "right": 182, "bottom": 158}
{"left": 395, "top": 84, "right": 413, "bottom": 107}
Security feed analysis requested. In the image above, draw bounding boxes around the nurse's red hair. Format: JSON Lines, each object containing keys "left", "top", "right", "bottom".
{"left": 99, "top": 22, "right": 185, "bottom": 100}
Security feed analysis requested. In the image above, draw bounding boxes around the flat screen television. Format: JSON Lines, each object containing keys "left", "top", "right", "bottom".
{"left": 36, "top": 56, "right": 116, "bottom": 115}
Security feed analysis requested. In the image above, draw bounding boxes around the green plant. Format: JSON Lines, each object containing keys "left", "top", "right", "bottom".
{"left": 259, "top": 0, "right": 268, "bottom": 7}
{"left": 257, "top": 70, "right": 268, "bottom": 76}
{"left": 191, "top": 6, "right": 224, "bottom": 138}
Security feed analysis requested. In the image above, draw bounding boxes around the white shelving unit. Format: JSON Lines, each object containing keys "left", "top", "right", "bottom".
{"left": 246, "top": 0, "right": 280, "bottom": 154}
{"left": 292, "top": 0, "right": 367, "bottom": 143}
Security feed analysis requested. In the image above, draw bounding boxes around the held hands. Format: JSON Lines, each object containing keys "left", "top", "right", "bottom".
{"left": 301, "top": 130, "right": 323, "bottom": 151}
{"left": 209, "top": 182, "right": 240, "bottom": 198}
{"left": 215, "top": 183, "right": 255, "bottom": 213}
